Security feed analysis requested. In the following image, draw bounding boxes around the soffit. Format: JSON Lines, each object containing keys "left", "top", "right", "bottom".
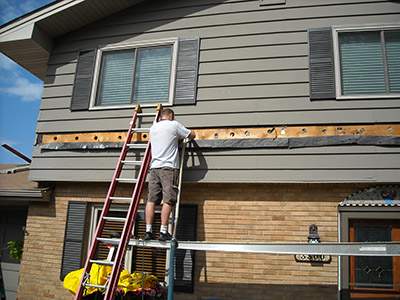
{"left": 0, "top": 0, "right": 147, "bottom": 80}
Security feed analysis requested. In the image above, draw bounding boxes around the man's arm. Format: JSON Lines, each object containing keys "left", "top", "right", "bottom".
{"left": 188, "top": 130, "right": 196, "bottom": 140}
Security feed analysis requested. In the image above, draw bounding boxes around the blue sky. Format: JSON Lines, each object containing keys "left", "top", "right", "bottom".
{"left": 0, "top": 0, "right": 55, "bottom": 164}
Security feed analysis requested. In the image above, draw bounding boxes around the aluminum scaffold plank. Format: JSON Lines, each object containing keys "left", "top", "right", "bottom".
{"left": 126, "top": 240, "right": 400, "bottom": 256}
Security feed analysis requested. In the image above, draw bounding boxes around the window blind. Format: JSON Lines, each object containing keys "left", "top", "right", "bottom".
{"left": 339, "top": 32, "right": 386, "bottom": 95}
{"left": 386, "top": 30, "right": 400, "bottom": 93}
{"left": 98, "top": 50, "right": 135, "bottom": 106}
{"left": 133, "top": 46, "right": 172, "bottom": 103}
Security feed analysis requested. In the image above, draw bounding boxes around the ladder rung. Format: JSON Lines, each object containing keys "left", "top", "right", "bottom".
{"left": 84, "top": 283, "right": 106, "bottom": 289}
{"left": 137, "top": 112, "right": 157, "bottom": 117}
{"left": 90, "top": 260, "right": 114, "bottom": 266}
{"left": 77, "top": 106, "right": 160, "bottom": 298}
{"left": 122, "top": 160, "right": 143, "bottom": 165}
{"left": 132, "top": 128, "right": 150, "bottom": 133}
{"left": 109, "top": 196, "right": 131, "bottom": 202}
{"left": 97, "top": 237, "right": 120, "bottom": 246}
{"left": 116, "top": 178, "right": 138, "bottom": 184}
{"left": 103, "top": 216, "right": 127, "bottom": 222}
{"left": 127, "top": 143, "right": 147, "bottom": 149}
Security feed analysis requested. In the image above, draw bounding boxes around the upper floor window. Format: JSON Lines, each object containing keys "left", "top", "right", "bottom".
{"left": 338, "top": 29, "right": 400, "bottom": 97}
{"left": 92, "top": 39, "right": 177, "bottom": 108}
{"left": 70, "top": 38, "right": 199, "bottom": 111}
{"left": 308, "top": 25, "right": 400, "bottom": 100}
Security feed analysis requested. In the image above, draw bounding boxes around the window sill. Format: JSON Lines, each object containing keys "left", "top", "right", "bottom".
{"left": 89, "top": 102, "right": 171, "bottom": 111}
{"left": 336, "top": 94, "right": 400, "bottom": 100}
{"left": 259, "top": 0, "right": 286, "bottom": 6}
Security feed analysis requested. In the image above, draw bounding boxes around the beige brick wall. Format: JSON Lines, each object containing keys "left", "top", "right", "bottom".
{"left": 16, "top": 182, "right": 372, "bottom": 300}
{"left": 17, "top": 182, "right": 109, "bottom": 300}
{"left": 175, "top": 183, "right": 369, "bottom": 300}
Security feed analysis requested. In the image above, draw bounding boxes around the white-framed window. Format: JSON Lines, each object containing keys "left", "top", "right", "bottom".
{"left": 333, "top": 25, "right": 400, "bottom": 99}
{"left": 70, "top": 38, "right": 199, "bottom": 111}
{"left": 90, "top": 38, "right": 179, "bottom": 109}
{"left": 81, "top": 203, "right": 197, "bottom": 292}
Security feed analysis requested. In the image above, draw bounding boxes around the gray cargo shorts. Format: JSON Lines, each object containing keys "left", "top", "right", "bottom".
{"left": 147, "top": 167, "right": 179, "bottom": 205}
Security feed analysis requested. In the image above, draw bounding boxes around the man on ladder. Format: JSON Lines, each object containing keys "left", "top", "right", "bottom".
{"left": 144, "top": 108, "right": 196, "bottom": 241}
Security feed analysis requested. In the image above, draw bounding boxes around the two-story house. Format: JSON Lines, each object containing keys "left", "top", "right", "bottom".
{"left": 0, "top": 0, "right": 399, "bottom": 299}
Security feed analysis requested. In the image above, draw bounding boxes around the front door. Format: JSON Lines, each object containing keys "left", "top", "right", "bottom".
{"left": 349, "top": 219, "right": 400, "bottom": 299}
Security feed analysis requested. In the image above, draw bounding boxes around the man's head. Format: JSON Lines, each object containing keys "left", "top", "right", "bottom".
{"left": 161, "top": 108, "right": 175, "bottom": 121}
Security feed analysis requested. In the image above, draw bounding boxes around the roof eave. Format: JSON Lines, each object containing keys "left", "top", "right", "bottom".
{"left": 0, "top": 0, "right": 147, "bottom": 80}
{"left": 0, "top": 187, "right": 52, "bottom": 203}
{"left": 0, "top": 0, "right": 83, "bottom": 80}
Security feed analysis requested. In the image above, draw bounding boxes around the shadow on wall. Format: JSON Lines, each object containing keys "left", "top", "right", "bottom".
{"left": 27, "top": 194, "right": 56, "bottom": 217}
{"left": 183, "top": 140, "right": 208, "bottom": 181}
{"left": 175, "top": 282, "right": 337, "bottom": 300}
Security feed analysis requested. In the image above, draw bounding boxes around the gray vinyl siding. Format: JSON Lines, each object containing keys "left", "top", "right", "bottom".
{"left": 30, "top": 0, "right": 400, "bottom": 183}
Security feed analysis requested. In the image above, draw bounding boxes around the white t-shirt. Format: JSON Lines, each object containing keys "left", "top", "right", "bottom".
{"left": 149, "top": 120, "right": 191, "bottom": 169}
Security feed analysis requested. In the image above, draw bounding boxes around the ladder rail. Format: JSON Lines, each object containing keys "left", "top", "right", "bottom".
{"left": 74, "top": 105, "right": 161, "bottom": 300}
{"left": 74, "top": 105, "right": 142, "bottom": 300}
{"left": 168, "top": 139, "right": 188, "bottom": 300}
{"left": 103, "top": 136, "right": 155, "bottom": 299}
{"left": 172, "top": 139, "right": 188, "bottom": 239}
{"left": 103, "top": 105, "right": 162, "bottom": 300}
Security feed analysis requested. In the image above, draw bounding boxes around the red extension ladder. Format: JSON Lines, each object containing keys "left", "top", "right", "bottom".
{"left": 74, "top": 104, "right": 162, "bottom": 300}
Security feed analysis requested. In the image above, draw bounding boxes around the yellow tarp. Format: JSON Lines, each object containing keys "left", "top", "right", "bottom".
{"left": 63, "top": 264, "right": 158, "bottom": 296}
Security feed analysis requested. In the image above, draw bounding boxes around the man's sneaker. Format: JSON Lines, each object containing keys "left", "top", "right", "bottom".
{"left": 158, "top": 232, "right": 172, "bottom": 242}
{"left": 144, "top": 232, "right": 153, "bottom": 241}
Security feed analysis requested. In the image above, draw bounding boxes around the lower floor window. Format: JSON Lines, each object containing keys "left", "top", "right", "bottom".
{"left": 88, "top": 203, "right": 197, "bottom": 293}
{"left": 132, "top": 212, "right": 167, "bottom": 281}
{"left": 90, "top": 205, "right": 167, "bottom": 280}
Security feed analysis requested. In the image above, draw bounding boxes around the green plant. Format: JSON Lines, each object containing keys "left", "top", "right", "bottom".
{"left": 7, "top": 240, "right": 23, "bottom": 260}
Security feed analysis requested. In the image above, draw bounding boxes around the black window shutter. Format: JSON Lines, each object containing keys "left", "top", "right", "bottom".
{"left": 174, "top": 38, "right": 200, "bottom": 105}
{"left": 70, "top": 49, "right": 97, "bottom": 111}
{"left": 308, "top": 28, "right": 336, "bottom": 100}
{"left": 174, "top": 204, "right": 197, "bottom": 293}
{"left": 60, "top": 201, "right": 88, "bottom": 280}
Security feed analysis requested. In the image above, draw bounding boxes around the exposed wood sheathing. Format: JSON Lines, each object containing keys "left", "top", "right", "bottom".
{"left": 38, "top": 124, "right": 400, "bottom": 150}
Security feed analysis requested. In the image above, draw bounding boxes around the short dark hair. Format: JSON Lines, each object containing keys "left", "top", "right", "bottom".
{"left": 161, "top": 108, "right": 174, "bottom": 119}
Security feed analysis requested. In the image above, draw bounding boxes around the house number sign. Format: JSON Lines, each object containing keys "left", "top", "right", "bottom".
{"left": 294, "top": 254, "right": 331, "bottom": 263}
